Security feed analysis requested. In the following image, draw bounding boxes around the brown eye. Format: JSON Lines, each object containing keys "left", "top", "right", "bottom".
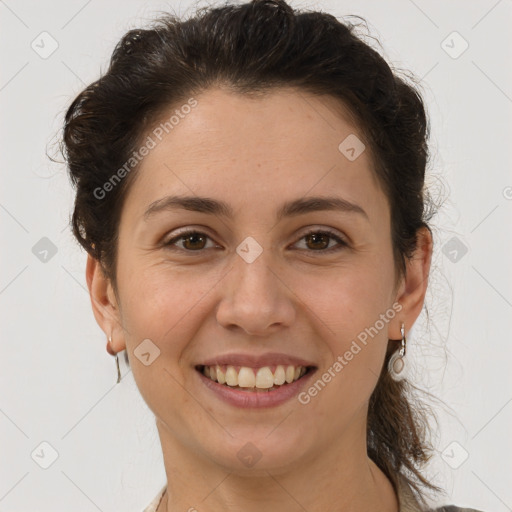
{"left": 294, "top": 229, "right": 347, "bottom": 253}
{"left": 165, "top": 230, "right": 215, "bottom": 251}
{"left": 305, "top": 232, "right": 330, "bottom": 250}
{"left": 181, "top": 232, "right": 207, "bottom": 250}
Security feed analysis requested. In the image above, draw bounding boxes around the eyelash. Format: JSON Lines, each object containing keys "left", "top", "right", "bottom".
{"left": 163, "top": 228, "right": 348, "bottom": 254}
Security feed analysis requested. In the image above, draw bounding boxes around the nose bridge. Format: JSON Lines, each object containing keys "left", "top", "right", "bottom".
{"left": 234, "top": 246, "right": 276, "bottom": 300}
{"left": 216, "top": 240, "right": 295, "bottom": 334}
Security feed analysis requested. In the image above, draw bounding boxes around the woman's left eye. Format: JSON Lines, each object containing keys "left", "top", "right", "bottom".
{"left": 163, "top": 228, "right": 347, "bottom": 253}
{"left": 294, "top": 229, "right": 347, "bottom": 252}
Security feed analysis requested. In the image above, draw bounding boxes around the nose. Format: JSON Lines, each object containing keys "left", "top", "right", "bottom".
{"left": 215, "top": 249, "right": 296, "bottom": 336}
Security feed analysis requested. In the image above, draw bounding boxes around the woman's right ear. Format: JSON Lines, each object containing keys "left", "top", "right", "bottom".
{"left": 85, "top": 254, "right": 124, "bottom": 352}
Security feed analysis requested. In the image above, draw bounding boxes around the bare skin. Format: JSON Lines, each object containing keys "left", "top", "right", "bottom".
{"left": 86, "top": 86, "right": 432, "bottom": 512}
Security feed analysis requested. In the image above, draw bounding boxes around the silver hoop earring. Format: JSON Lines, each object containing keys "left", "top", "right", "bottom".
{"left": 109, "top": 335, "right": 122, "bottom": 384}
{"left": 388, "top": 323, "right": 407, "bottom": 381}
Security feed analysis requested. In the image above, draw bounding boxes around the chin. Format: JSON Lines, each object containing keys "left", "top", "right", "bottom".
{"left": 200, "top": 430, "right": 309, "bottom": 476}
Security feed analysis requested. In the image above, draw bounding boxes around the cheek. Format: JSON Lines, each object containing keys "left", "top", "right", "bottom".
{"left": 297, "top": 261, "right": 394, "bottom": 336}
{"left": 117, "top": 263, "right": 220, "bottom": 416}
{"left": 293, "top": 262, "right": 394, "bottom": 392}
{"left": 294, "top": 272, "right": 391, "bottom": 426}
{"left": 119, "top": 261, "right": 221, "bottom": 353}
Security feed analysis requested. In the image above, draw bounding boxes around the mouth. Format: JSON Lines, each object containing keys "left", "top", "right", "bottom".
{"left": 194, "top": 363, "right": 317, "bottom": 392}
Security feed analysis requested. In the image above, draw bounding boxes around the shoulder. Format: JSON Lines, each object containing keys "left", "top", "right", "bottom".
{"left": 394, "top": 472, "right": 485, "bottom": 512}
{"left": 142, "top": 485, "right": 166, "bottom": 512}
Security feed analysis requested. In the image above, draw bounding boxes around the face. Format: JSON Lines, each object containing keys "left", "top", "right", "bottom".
{"left": 88, "top": 86, "right": 429, "bottom": 475}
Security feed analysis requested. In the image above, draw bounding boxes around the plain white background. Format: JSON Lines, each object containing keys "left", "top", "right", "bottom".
{"left": 1, "top": 1, "right": 511, "bottom": 510}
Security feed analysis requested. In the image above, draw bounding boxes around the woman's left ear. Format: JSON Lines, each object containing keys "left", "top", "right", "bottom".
{"left": 390, "top": 226, "right": 433, "bottom": 339}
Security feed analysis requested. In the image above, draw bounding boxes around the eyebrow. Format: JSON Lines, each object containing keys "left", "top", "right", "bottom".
{"left": 143, "top": 195, "right": 369, "bottom": 222}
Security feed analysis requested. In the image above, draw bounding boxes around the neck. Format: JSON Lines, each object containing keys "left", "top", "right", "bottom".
{"left": 154, "top": 420, "right": 398, "bottom": 512}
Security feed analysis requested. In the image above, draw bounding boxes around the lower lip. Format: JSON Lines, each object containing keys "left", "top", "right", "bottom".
{"left": 195, "top": 367, "right": 317, "bottom": 408}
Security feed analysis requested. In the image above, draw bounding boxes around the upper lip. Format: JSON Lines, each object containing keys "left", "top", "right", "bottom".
{"left": 197, "top": 352, "right": 317, "bottom": 369}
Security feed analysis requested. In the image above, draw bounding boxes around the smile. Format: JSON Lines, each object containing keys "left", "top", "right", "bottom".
{"left": 195, "top": 364, "right": 317, "bottom": 408}
{"left": 196, "top": 364, "right": 312, "bottom": 390}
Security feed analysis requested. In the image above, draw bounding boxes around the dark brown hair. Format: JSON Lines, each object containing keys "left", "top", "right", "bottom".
{"left": 61, "top": 0, "right": 440, "bottom": 503}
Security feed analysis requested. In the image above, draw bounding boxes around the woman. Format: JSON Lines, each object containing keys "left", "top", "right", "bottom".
{"left": 61, "top": 0, "right": 484, "bottom": 510}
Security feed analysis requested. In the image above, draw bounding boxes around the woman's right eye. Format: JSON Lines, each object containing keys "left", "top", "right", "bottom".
{"left": 164, "top": 230, "right": 217, "bottom": 251}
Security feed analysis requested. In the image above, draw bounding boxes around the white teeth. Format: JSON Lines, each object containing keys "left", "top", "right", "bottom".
{"left": 216, "top": 366, "right": 226, "bottom": 384}
{"left": 225, "top": 366, "right": 238, "bottom": 386}
{"left": 273, "top": 365, "right": 286, "bottom": 385}
{"left": 201, "top": 364, "right": 308, "bottom": 389}
{"left": 238, "top": 367, "right": 255, "bottom": 388}
{"left": 285, "top": 365, "right": 295, "bottom": 383}
{"left": 255, "top": 367, "right": 274, "bottom": 388}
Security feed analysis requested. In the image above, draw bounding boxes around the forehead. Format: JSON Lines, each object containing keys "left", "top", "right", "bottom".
{"left": 123, "top": 86, "right": 386, "bottom": 221}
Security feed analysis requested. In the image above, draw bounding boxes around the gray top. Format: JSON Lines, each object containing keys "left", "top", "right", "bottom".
{"left": 396, "top": 473, "right": 484, "bottom": 512}
{"left": 143, "top": 475, "right": 485, "bottom": 512}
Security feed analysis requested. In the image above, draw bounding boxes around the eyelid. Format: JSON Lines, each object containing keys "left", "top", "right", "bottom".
{"left": 297, "top": 226, "right": 348, "bottom": 243}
